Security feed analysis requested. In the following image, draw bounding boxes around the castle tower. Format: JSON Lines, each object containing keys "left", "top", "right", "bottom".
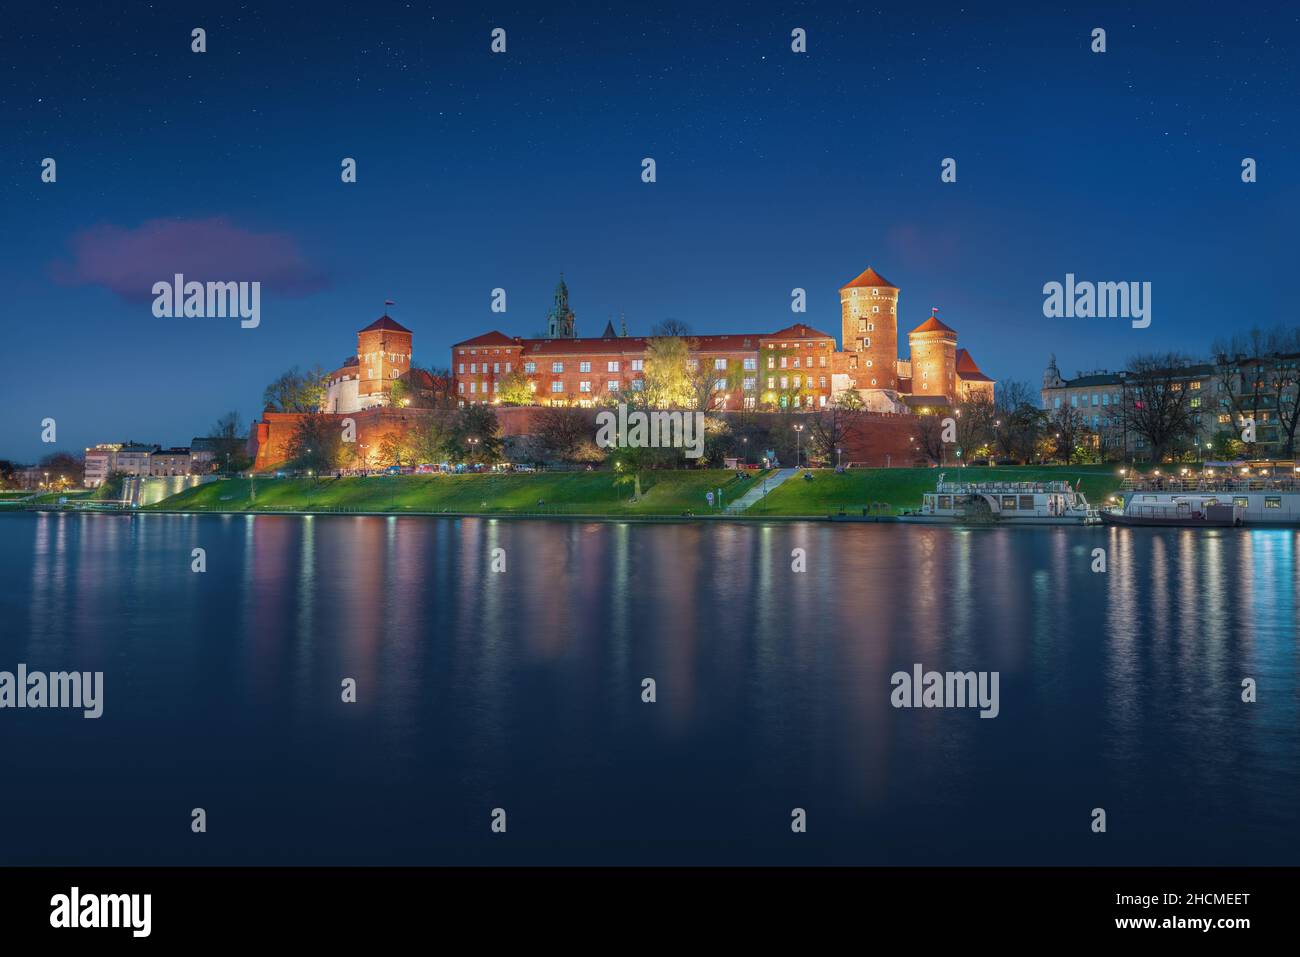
{"left": 356, "top": 312, "right": 413, "bottom": 406}
{"left": 839, "top": 266, "right": 899, "bottom": 390}
{"left": 907, "top": 309, "right": 958, "bottom": 403}
{"left": 546, "top": 276, "right": 577, "bottom": 338}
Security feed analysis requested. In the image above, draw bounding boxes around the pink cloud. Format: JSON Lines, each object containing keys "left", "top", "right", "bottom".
{"left": 50, "top": 217, "right": 329, "bottom": 301}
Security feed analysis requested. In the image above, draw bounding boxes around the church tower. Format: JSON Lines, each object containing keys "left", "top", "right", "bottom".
{"left": 839, "top": 266, "right": 899, "bottom": 391}
{"left": 546, "top": 276, "right": 577, "bottom": 338}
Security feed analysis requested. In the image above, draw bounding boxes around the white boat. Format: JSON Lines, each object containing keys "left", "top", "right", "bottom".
{"left": 901, "top": 474, "right": 1100, "bottom": 525}
{"left": 1114, "top": 482, "right": 1300, "bottom": 526}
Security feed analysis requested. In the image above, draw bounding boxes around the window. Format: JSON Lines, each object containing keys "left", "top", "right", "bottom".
{"left": 866, "top": 359, "right": 873, "bottom": 368}
{"left": 550, "top": 381, "right": 563, "bottom": 393}
{"left": 714, "top": 358, "right": 727, "bottom": 370}
{"left": 819, "top": 356, "right": 826, "bottom": 367}
{"left": 714, "top": 378, "right": 727, "bottom": 390}
{"left": 524, "top": 362, "right": 536, "bottom": 374}
{"left": 743, "top": 377, "right": 756, "bottom": 391}
{"left": 579, "top": 381, "right": 591, "bottom": 393}
{"left": 528, "top": 381, "right": 537, "bottom": 393}
{"left": 493, "top": 363, "right": 500, "bottom": 374}
{"left": 493, "top": 381, "right": 500, "bottom": 392}
{"left": 505, "top": 362, "right": 511, "bottom": 373}
{"left": 1019, "top": 495, "right": 1035, "bottom": 510}
{"left": 470, "top": 363, "right": 477, "bottom": 373}
{"left": 780, "top": 376, "right": 788, "bottom": 389}
{"left": 608, "top": 361, "right": 620, "bottom": 372}
{"left": 858, "top": 320, "right": 866, "bottom": 333}
{"left": 580, "top": 361, "right": 591, "bottom": 373}
{"left": 1102, "top": 393, "right": 1109, "bottom": 406}
{"left": 1092, "top": 394, "right": 1099, "bottom": 406}
{"left": 1234, "top": 497, "right": 1249, "bottom": 508}
{"left": 608, "top": 380, "right": 620, "bottom": 392}
{"left": 1265, "top": 496, "right": 1281, "bottom": 509}
{"left": 632, "top": 359, "right": 644, "bottom": 371}
{"left": 873, "top": 306, "right": 879, "bottom": 314}
{"left": 743, "top": 357, "right": 756, "bottom": 370}
{"left": 767, "top": 356, "right": 775, "bottom": 369}
{"left": 780, "top": 357, "right": 788, "bottom": 369}
{"left": 631, "top": 379, "right": 644, "bottom": 391}
{"left": 1191, "top": 381, "right": 1202, "bottom": 390}
{"left": 1002, "top": 496, "right": 1017, "bottom": 509}
{"left": 767, "top": 377, "right": 775, "bottom": 389}
{"left": 793, "top": 375, "right": 802, "bottom": 388}
{"left": 867, "top": 323, "right": 874, "bottom": 332}
{"left": 470, "top": 382, "right": 477, "bottom": 394}
{"left": 819, "top": 395, "right": 826, "bottom": 407}
{"left": 864, "top": 338, "right": 871, "bottom": 348}
{"left": 819, "top": 377, "right": 826, "bottom": 389}
{"left": 1191, "top": 397, "right": 1201, "bottom": 408}
{"left": 1071, "top": 395, "right": 1078, "bottom": 407}
{"left": 458, "top": 363, "right": 465, "bottom": 374}
{"left": 551, "top": 362, "right": 564, "bottom": 373}
{"left": 871, "top": 377, "right": 877, "bottom": 386}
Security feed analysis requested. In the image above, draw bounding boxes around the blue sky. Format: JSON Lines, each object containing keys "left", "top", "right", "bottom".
{"left": 2, "top": 1, "right": 1297, "bottom": 459}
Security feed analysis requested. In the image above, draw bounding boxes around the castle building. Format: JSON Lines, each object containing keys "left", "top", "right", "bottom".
{"left": 451, "top": 267, "right": 995, "bottom": 412}
{"left": 324, "top": 313, "right": 415, "bottom": 414}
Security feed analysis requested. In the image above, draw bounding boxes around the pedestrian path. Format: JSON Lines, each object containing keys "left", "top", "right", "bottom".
{"left": 725, "top": 467, "right": 799, "bottom": 513}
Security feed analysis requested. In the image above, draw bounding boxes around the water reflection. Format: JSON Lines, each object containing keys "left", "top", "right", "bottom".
{"left": 1, "top": 513, "right": 1297, "bottom": 865}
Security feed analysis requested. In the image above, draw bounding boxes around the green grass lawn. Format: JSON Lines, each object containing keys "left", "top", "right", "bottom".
{"left": 146, "top": 470, "right": 763, "bottom": 516}
{"left": 752, "top": 465, "right": 1126, "bottom": 515}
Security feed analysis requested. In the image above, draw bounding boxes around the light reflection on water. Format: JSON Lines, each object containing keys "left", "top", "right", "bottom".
{"left": 1, "top": 511, "right": 1297, "bottom": 865}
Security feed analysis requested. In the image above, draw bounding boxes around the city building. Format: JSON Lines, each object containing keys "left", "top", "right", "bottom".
{"left": 115, "top": 443, "right": 158, "bottom": 476}
{"left": 1041, "top": 356, "right": 1222, "bottom": 460}
{"left": 451, "top": 267, "right": 995, "bottom": 411}
{"left": 150, "top": 448, "right": 192, "bottom": 476}
{"left": 83, "top": 443, "right": 123, "bottom": 488}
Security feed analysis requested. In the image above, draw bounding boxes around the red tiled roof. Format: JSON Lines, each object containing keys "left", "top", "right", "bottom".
{"left": 359, "top": 315, "right": 412, "bottom": 334}
{"left": 840, "top": 266, "right": 897, "bottom": 290}
{"left": 910, "top": 314, "right": 957, "bottom": 336}
{"left": 763, "top": 322, "right": 835, "bottom": 341}
{"left": 955, "top": 348, "right": 993, "bottom": 382}
{"left": 454, "top": 331, "right": 520, "bottom": 348}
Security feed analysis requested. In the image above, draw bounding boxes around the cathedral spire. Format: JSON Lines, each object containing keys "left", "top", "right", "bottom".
{"left": 546, "top": 275, "right": 577, "bottom": 338}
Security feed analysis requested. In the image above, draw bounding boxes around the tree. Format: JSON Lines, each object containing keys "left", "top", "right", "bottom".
{"left": 1123, "top": 353, "right": 1197, "bottom": 463}
{"left": 1048, "top": 404, "right": 1092, "bottom": 464}
{"left": 497, "top": 369, "right": 534, "bottom": 406}
{"left": 1264, "top": 329, "right": 1300, "bottom": 458}
{"left": 1210, "top": 329, "right": 1274, "bottom": 458}
{"left": 809, "top": 393, "right": 864, "bottom": 465}
{"left": 535, "top": 406, "right": 595, "bottom": 463}
{"left": 642, "top": 334, "right": 694, "bottom": 408}
{"left": 913, "top": 410, "right": 947, "bottom": 464}
{"left": 263, "top": 365, "right": 327, "bottom": 412}
{"left": 446, "top": 404, "right": 503, "bottom": 464}
{"left": 954, "top": 395, "right": 996, "bottom": 462}
{"left": 992, "top": 380, "right": 1043, "bottom": 464}
{"left": 208, "top": 411, "right": 252, "bottom": 472}
{"left": 37, "top": 451, "right": 82, "bottom": 488}
{"left": 285, "top": 414, "right": 344, "bottom": 473}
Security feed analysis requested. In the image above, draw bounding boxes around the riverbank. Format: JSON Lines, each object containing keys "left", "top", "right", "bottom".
{"left": 137, "top": 466, "right": 1125, "bottom": 518}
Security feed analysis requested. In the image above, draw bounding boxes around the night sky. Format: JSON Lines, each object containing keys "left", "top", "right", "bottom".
{"left": 3, "top": 1, "right": 1296, "bottom": 460}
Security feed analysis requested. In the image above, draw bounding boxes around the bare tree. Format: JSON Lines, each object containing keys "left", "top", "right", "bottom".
{"left": 809, "top": 393, "right": 864, "bottom": 464}
{"left": 1210, "top": 328, "right": 1274, "bottom": 457}
{"left": 1048, "top": 404, "right": 1092, "bottom": 464}
{"left": 1123, "top": 352, "right": 1197, "bottom": 462}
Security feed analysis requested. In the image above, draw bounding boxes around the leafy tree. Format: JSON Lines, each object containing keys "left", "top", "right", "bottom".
{"left": 642, "top": 334, "right": 694, "bottom": 409}
{"left": 263, "top": 365, "right": 327, "bottom": 412}
{"left": 446, "top": 404, "right": 503, "bottom": 464}
{"left": 497, "top": 369, "right": 534, "bottom": 406}
{"left": 285, "top": 414, "right": 344, "bottom": 473}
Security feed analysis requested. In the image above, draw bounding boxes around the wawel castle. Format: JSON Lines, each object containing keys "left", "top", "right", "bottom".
{"left": 449, "top": 267, "right": 993, "bottom": 413}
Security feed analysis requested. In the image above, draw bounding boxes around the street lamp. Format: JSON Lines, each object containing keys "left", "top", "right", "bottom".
{"left": 793, "top": 424, "right": 804, "bottom": 468}
{"left": 836, "top": 446, "right": 843, "bottom": 469}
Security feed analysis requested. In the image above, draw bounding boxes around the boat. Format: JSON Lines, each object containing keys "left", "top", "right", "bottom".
{"left": 900, "top": 474, "right": 1100, "bottom": 525}
{"left": 1102, "top": 481, "right": 1300, "bottom": 527}
{"left": 1100, "top": 495, "right": 1242, "bottom": 527}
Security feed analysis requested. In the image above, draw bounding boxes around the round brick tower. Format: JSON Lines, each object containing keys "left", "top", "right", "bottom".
{"left": 839, "top": 266, "right": 899, "bottom": 390}
{"left": 907, "top": 309, "right": 958, "bottom": 403}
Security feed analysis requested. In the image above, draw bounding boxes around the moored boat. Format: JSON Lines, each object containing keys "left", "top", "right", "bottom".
{"left": 900, "top": 474, "right": 1100, "bottom": 525}
{"left": 1100, "top": 496, "right": 1242, "bottom": 527}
